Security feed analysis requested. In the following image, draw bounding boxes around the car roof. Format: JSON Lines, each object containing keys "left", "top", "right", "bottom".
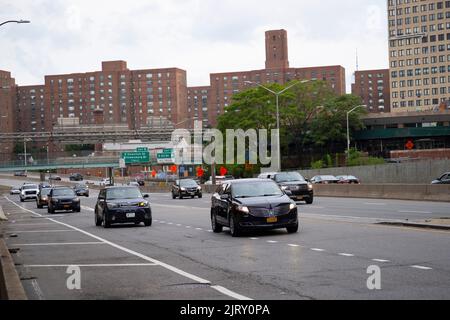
{"left": 104, "top": 186, "right": 138, "bottom": 189}
{"left": 225, "top": 178, "right": 275, "bottom": 185}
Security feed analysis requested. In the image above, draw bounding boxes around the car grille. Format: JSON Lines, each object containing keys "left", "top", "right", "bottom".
{"left": 60, "top": 200, "right": 73, "bottom": 205}
{"left": 25, "top": 191, "right": 37, "bottom": 195}
{"left": 118, "top": 203, "right": 139, "bottom": 208}
{"left": 249, "top": 204, "right": 291, "bottom": 217}
{"left": 186, "top": 188, "right": 197, "bottom": 192}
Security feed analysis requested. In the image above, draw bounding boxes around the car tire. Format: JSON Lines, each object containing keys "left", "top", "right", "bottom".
{"left": 191, "top": 195, "right": 195, "bottom": 199}
{"left": 305, "top": 196, "right": 314, "bottom": 205}
{"left": 211, "top": 210, "right": 223, "bottom": 233}
{"left": 287, "top": 223, "right": 299, "bottom": 234}
{"left": 199, "top": 194, "right": 203, "bottom": 199}
{"left": 20, "top": 198, "right": 24, "bottom": 202}
{"left": 95, "top": 212, "right": 102, "bottom": 226}
{"left": 75, "top": 207, "right": 81, "bottom": 213}
{"left": 229, "top": 214, "right": 241, "bottom": 237}
{"left": 48, "top": 207, "right": 54, "bottom": 214}
{"left": 103, "top": 218, "right": 111, "bottom": 228}
{"left": 144, "top": 218, "right": 152, "bottom": 227}
{"left": 179, "top": 195, "right": 183, "bottom": 199}
{"left": 37, "top": 203, "right": 43, "bottom": 209}
{"left": 172, "top": 192, "right": 176, "bottom": 199}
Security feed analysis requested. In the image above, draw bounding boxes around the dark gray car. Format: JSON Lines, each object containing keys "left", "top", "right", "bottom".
{"left": 432, "top": 172, "right": 450, "bottom": 184}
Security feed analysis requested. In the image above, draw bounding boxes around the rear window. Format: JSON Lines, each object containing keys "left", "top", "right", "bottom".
{"left": 52, "top": 189, "right": 76, "bottom": 197}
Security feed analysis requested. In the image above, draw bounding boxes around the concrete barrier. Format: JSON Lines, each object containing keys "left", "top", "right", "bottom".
{"left": 0, "top": 238, "right": 27, "bottom": 300}
{"left": 312, "top": 184, "right": 450, "bottom": 202}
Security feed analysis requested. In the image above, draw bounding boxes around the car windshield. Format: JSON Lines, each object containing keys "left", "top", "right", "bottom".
{"left": 22, "top": 185, "right": 37, "bottom": 190}
{"left": 322, "top": 175, "right": 337, "bottom": 180}
{"left": 106, "top": 188, "right": 142, "bottom": 200}
{"left": 179, "top": 180, "right": 198, "bottom": 187}
{"left": 232, "top": 181, "right": 283, "bottom": 198}
{"left": 75, "top": 185, "right": 87, "bottom": 189}
{"left": 40, "top": 189, "right": 51, "bottom": 196}
{"left": 53, "top": 189, "right": 76, "bottom": 197}
{"left": 275, "top": 172, "right": 305, "bottom": 183}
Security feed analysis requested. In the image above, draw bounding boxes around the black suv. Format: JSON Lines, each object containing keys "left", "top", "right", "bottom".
{"left": 211, "top": 179, "right": 298, "bottom": 237}
{"left": 258, "top": 172, "right": 314, "bottom": 204}
{"left": 69, "top": 173, "right": 84, "bottom": 181}
{"left": 73, "top": 184, "right": 89, "bottom": 197}
{"left": 172, "top": 179, "right": 202, "bottom": 199}
{"left": 48, "top": 187, "right": 81, "bottom": 213}
{"left": 95, "top": 187, "right": 152, "bottom": 228}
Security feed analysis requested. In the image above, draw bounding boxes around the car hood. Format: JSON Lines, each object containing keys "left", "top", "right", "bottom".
{"left": 278, "top": 181, "right": 308, "bottom": 186}
{"left": 235, "top": 195, "right": 292, "bottom": 208}
{"left": 107, "top": 198, "right": 145, "bottom": 205}
{"left": 431, "top": 180, "right": 441, "bottom": 184}
{"left": 53, "top": 196, "right": 78, "bottom": 200}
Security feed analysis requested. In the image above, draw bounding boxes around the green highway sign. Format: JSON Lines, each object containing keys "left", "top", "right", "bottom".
{"left": 136, "top": 147, "right": 149, "bottom": 152}
{"left": 121, "top": 151, "right": 150, "bottom": 164}
{"left": 162, "top": 148, "right": 173, "bottom": 154}
{"left": 157, "top": 153, "right": 173, "bottom": 159}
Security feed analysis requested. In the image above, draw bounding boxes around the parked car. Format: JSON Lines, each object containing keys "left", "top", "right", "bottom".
{"left": 258, "top": 172, "right": 314, "bottom": 204}
{"left": 19, "top": 184, "right": 39, "bottom": 202}
{"left": 47, "top": 187, "right": 81, "bottom": 213}
{"left": 10, "top": 186, "right": 21, "bottom": 195}
{"left": 336, "top": 175, "right": 361, "bottom": 184}
{"left": 172, "top": 179, "right": 202, "bottom": 199}
{"left": 73, "top": 184, "right": 89, "bottom": 197}
{"left": 432, "top": 172, "right": 450, "bottom": 184}
{"left": 69, "top": 173, "right": 84, "bottom": 181}
{"left": 36, "top": 187, "right": 51, "bottom": 208}
{"left": 14, "top": 171, "right": 27, "bottom": 177}
{"left": 94, "top": 186, "right": 152, "bottom": 228}
{"left": 310, "top": 175, "right": 339, "bottom": 184}
{"left": 49, "top": 175, "right": 62, "bottom": 181}
{"left": 204, "top": 175, "right": 234, "bottom": 185}
{"left": 211, "top": 179, "right": 298, "bottom": 237}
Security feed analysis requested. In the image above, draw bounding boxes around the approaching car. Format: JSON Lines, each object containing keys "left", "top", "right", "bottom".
{"left": 14, "top": 171, "right": 27, "bottom": 177}
{"left": 69, "top": 173, "right": 84, "bottom": 181}
{"left": 19, "top": 184, "right": 39, "bottom": 202}
{"left": 258, "top": 172, "right": 314, "bottom": 204}
{"left": 10, "top": 186, "right": 21, "bottom": 195}
{"left": 94, "top": 187, "right": 152, "bottom": 228}
{"left": 49, "top": 175, "right": 62, "bottom": 181}
{"left": 39, "top": 182, "right": 52, "bottom": 189}
{"left": 73, "top": 184, "right": 89, "bottom": 197}
{"left": 336, "top": 175, "right": 361, "bottom": 184}
{"left": 100, "top": 178, "right": 113, "bottom": 186}
{"left": 172, "top": 179, "right": 202, "bottom": 199}
{"left": 36, "top": 188, "right": 51, "bottom": 208}
{"left": 310, "top": 175, "right": 339, "bottom": 184}
{"left": 47, "top": 187, "right": 81, "bottom": 213}
{"left": 211, "top": 179, "right": 298, "bottom": 237}
{"left": 432, "top": 172, "right": 450, "bottom": 184}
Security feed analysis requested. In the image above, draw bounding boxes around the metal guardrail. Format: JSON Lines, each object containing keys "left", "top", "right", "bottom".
{"left": 0, "top": 157, "right": 121, "bottom": 172}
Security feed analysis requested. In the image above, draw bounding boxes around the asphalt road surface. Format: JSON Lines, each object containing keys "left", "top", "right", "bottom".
{"left": 1, "top": 177, "right": 449, "bottom": 300}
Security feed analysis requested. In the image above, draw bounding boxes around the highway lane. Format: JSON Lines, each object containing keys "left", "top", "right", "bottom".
{"left": 1, "top": 180, "right": 449, "bottom": 300}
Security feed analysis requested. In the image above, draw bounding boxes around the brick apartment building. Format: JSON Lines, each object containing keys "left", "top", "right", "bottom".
{"left": 0, "top": 70, "right": 16, "bottom": 160}
{"left": 352, "top": 69, "right": 391, "bottom": 113}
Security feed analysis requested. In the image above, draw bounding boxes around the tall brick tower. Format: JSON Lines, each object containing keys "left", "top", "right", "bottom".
{"left": 265, "top": 29, "right": 289, "bottom": 70}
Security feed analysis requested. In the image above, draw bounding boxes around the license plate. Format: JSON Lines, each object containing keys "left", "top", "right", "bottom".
{"left": 267, "top": 217, "right": 278, "bottom": 223}
{"left": 126, "top": 212, "right": 135, "bottom": 218}
{"left": 64, "top": 205, "right": 70, "bottom": 209}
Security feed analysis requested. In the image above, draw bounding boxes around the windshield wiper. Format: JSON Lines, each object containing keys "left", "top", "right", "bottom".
{"left": 263, "top": 194, "right": 282, "bottom": 197}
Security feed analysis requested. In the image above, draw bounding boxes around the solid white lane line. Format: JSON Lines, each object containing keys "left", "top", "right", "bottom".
{"left": 9, "top": 223, "right": 56, "bottom": 226}
{"left": 301, "top": 213, "right": 400, "bottom": 222}
{"left": 25, "top": 263, "right": 158, "bottom": 268}
{"left": 338, "top": 253, "right": 355, "bottom": 257}
{"left": 372, "top": 259, "right": 390, "bottom": 263}
{"left": 211, "top": 285, "right": 252, "bottom": 301}
{"left": 4, "top": 197, "right": 252, "bottom": 300}
{"left": 411, "top": 265, "right": 433, "bottom": 270}
{"left": 14, "top": 242, "right": 106, "bottom": 246}
{"left": 311, "top": 248, "right": 325, "bottom": 252}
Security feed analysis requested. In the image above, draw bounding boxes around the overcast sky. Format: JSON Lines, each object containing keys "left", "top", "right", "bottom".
{"left": 1, "top": 0, "right": 389, "bottom": 93}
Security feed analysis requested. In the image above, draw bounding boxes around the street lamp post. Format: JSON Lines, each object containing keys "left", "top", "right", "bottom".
{"left": 244, "top": 80, "right": 311, "bottom": 172}
{"left": 346, "top": 105, "right": 366, "bottom": 156}
{"left": 0, "top": 20, "right": 31, "bottom": 28}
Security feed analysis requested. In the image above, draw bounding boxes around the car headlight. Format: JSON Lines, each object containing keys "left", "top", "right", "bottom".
{"left": 74, "top": 197, "right": 80, "bottom": 202}
{"left": 42, "top": 197, "right": 48, "bottom": 201}
{"left": 139, "top": 201, "right": 149, "bottom": 207}
{"left": 289, "top": 203, "right": 296, "bottom": 210}
{"left": 197, "top": 186, "right": 202, "bottom": 190}
{"left": 180, "top": 187, "right": 186, "bottom": 191}
{"left": 237, "top": 205, "right": 250, "bottom": 214}
{"left": 107, "top": 203, "right": 119, "bottom": 209}
{"left": 307, "top": 183, "right": 313, "bottom": 190}
{"left": 281, "top": 186, "right": 288, "bottom": 191}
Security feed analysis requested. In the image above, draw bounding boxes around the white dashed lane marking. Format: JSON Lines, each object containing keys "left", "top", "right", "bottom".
{"left": 411, "top": 265, "right": 433, "bottom": 270}
{"left": 338, "top": 253, "right": 355, "bottom": 257}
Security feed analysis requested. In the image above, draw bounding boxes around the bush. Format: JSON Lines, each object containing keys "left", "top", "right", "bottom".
{"left": 347, "top": 148, "right": 384, "bottom": 167}
{"left": 311, "top": 160, "right": 324, "bottom": 169}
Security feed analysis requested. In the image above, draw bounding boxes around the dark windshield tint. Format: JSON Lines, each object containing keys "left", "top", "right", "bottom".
{"left": 40, "top": 189, "right": 51, "bottom": 196}
{"left": 275, "top": 172, "right": 305, "bottom": 183}
{"left": 232, "top": 181, "right": 283, "bottom": 198}
{"left": 180, "top": 180, "right": 198, "bottom": 187}
{"left": 53, "top": 189, "right": 76, "bottom": 197}
{"left": 23, "top": 185, "right": 38, "bottom": 190}
{"left": 106, "top": 187, "right": 142, "bottom": 200}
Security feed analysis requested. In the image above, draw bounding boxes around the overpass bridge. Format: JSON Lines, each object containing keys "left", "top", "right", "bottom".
{"left": 0, "top": 157, "right": 121, "bottom": 172}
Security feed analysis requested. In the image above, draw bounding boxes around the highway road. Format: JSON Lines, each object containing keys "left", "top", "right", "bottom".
{"left": 0, "top": 177, "right": 449, "bottom": 300}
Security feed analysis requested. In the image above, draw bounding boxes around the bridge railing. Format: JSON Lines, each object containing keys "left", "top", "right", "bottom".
{"left": 0, "top": 157, "right": 120, "bottom": 170}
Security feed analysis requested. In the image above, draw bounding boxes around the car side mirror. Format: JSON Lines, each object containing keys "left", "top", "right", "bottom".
{"left": 220, "top": 194, "right": 230, "bottom": 200}
{"left": 284, "top": 190, "right": 293, "bottom": 196}
{"left": 143, "top": 193, "right": 150, "bottom": 199}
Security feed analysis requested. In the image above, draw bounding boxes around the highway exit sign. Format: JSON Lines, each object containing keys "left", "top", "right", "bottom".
{"left": 121, "top": 151, "right": 150, "bottom": 164}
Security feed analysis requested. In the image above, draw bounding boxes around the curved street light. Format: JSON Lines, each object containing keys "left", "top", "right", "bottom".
{"left": 0, "top": 20, "right": 31, "bottom": 28}
{"left": 346, "top": 105, "right": 367, "bottom": 156}
{"left": 244, "top": 79, "right": 312, "bottom": 172}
